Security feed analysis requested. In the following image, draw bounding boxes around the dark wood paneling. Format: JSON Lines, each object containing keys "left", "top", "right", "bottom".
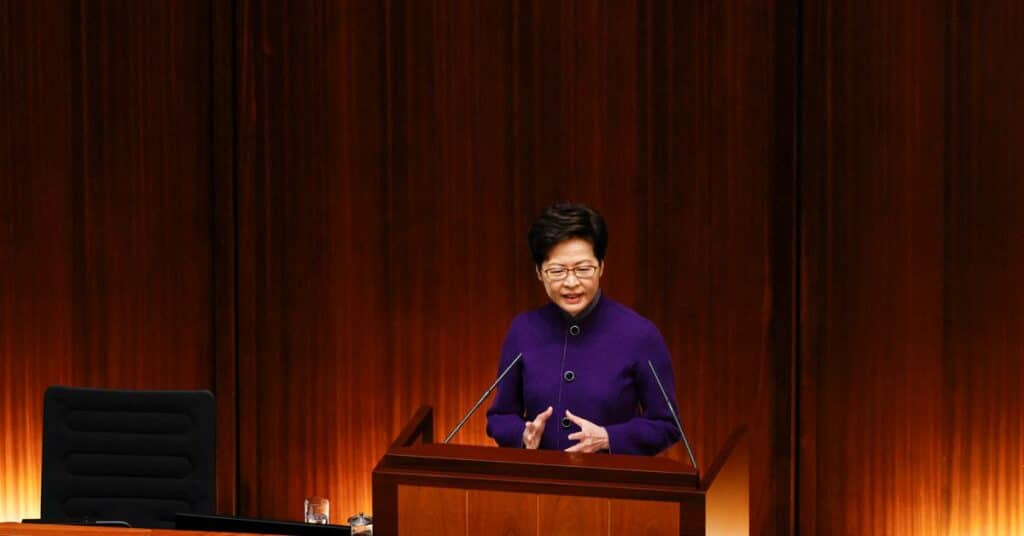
{"left": 0, "top": 0, "right": 73, "bottom": 522}
{"left": 235, "top": 0, "right": 389, "bottom": 522}
{"left": 944, "top": 1, "right": 1024, "bottom": 531}
{"left": 383, "top": 0, "right": 522, "bottom": 453}
{"left": 70, "top": 0, "right": 214, "bottom": 389}
{"left": 801, "top": 0, "right": 1024, "bottom": 533}
{"left": 639, "top": 2, "right": 787, "bottom": 533}
{"left": 211, "top": 0, "right": 238, "bottom": 515}
{"left": 801, "top": 1, "right": 949, "bottom": 531}
{"left": 770, "top": 1, "right": 800, "bottom": 534}
{"left": 0, "top": 0, "right": 231, "bottom": 520}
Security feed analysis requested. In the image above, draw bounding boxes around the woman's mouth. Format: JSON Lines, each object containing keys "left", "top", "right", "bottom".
{"left": 562, "top": 293, "right": 583, "bottom": 304}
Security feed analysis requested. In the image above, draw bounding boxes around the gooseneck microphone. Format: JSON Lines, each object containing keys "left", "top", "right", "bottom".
{"left": 647, "top": 360, "right": 699, "bottom": 474}
{"left": 443, "top": 352, "right": 524, "bottom": 444}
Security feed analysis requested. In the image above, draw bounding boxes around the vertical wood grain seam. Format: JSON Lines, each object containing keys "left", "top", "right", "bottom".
{"left": 605, "top": 498, "right": 610, "bottom": 536}
{"left": 940, "top": 0, "right": 959, "bottom": 529}
{"left": 68, "top": 0, "right": 85, "bottom": 386}
{"left": 789, "top": 0, "right": 804, "bottom": 534}
{"left": 535, "top": 493, "right": 539, "bottom": 536}
{"left": 230, "top": 0, "right": 241, "bottom": 515}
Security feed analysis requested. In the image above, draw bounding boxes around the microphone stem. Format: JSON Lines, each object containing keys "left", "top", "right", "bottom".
{"left": 444, "top": 353, "right": 523, "bottom": 444}
{"left": 648, "top": 360, "right": 698, "bottom": 473}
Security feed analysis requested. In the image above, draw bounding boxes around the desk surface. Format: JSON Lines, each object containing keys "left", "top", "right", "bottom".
{"left": 0, "top": 523, "right": 280, "bottom": 536}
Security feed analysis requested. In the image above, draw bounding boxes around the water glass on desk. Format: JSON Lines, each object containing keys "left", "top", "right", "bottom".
{"left": 348, "top": 512, "right": 372, "bottom": 534}
{"left": 304, "top": 496, "right": 330, "bottom": 524}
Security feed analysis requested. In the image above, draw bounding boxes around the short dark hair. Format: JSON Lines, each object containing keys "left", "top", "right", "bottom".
{"left": 527, "top": 203, "right": 608, "bottom": 266}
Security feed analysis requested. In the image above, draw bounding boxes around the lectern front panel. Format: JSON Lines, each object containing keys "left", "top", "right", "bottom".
{"left": 396, "top": 485, "right": 681, "bottom": 535}
{"left": 468, "top": 490, "right": 537, "bottom": 534}
{"left": 397, "top": 486, "right": 465, "bottom": 535}
{"left": 610, "top": 498, "right": 681, "bottom": 534}
{"left": 538, "top": 495, "right": 607, "bottom": 534}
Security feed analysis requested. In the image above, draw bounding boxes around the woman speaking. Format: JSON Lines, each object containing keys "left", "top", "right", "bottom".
{"left": 486, "top": 203, "right": 682, "bottom": 455}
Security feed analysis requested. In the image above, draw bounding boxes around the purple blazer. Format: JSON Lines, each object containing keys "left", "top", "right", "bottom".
{"left": 485, "top": 294, "right": 682, "bottom": 455}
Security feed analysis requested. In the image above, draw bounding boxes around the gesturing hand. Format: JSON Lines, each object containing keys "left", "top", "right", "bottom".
{"left": 563, "top": 409, "right": 609, "bottom": 453}
{"left": 523, "top": 406, "right": 554, "bottom": 449}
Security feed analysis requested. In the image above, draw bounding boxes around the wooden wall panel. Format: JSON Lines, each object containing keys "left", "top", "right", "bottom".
{"left": 235, "top": 0, "right": 390, "bottom": 522}
{"left": 399, "top": 489, "right": 682, "bottom": 535}
{"left": 210, "top": 0, "right": 238, "bottom": 515}
{"left": 0, "top": 1, "right": 73, "bottom": 522}
{"left": 801, "top": 1, "right": 950, "bottom": 531}
{"left": 639, "top": 3, "right": 789, "bottom": 534}
{"left": 383, "top": 0, "right": 522, "bottom": 450}
{"left": 801, "top": 0, "right": 1024, "bottom": 533}
{"left": 69, "top": 0, "right": 214, "bottom": 390}
{"left": 944, "top": 2, "right": 1024, "bottom": 532}
{"left": 0, "top": 0, "right": 230, "bottom": 521}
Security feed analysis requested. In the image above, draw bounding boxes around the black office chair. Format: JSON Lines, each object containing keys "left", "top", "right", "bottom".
{"left": 40, "top": 385, "right": 216, "bottom": 528}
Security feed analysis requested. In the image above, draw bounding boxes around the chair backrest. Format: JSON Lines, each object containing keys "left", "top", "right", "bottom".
{"left": 41, "top": 386, "right": 216, "bottom": 528}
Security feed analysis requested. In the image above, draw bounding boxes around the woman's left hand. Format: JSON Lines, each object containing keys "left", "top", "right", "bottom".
{"left": 563, "top": 409, "right": 610, "bottom": 453}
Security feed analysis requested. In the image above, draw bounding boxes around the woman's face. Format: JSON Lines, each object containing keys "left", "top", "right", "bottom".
{"left": 537, "top": 238, "right": 604, "bottom": 317}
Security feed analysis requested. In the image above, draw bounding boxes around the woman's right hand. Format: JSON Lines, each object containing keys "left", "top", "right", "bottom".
{"left": 523, "top": 406, "right": 554, "bottom": 449}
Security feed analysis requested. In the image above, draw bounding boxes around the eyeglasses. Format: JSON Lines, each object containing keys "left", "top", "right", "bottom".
{"left": 542, "top": 264, "right": 599, "bottom": 281}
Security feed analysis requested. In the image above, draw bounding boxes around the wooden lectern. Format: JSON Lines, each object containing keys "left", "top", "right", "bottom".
{"left": 372, "top": 406, "right": 748, "bottom": 535}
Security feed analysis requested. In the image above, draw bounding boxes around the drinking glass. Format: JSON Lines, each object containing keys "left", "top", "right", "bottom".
{"left": 304, "top": 496, "right": 330, "bottom": 524}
